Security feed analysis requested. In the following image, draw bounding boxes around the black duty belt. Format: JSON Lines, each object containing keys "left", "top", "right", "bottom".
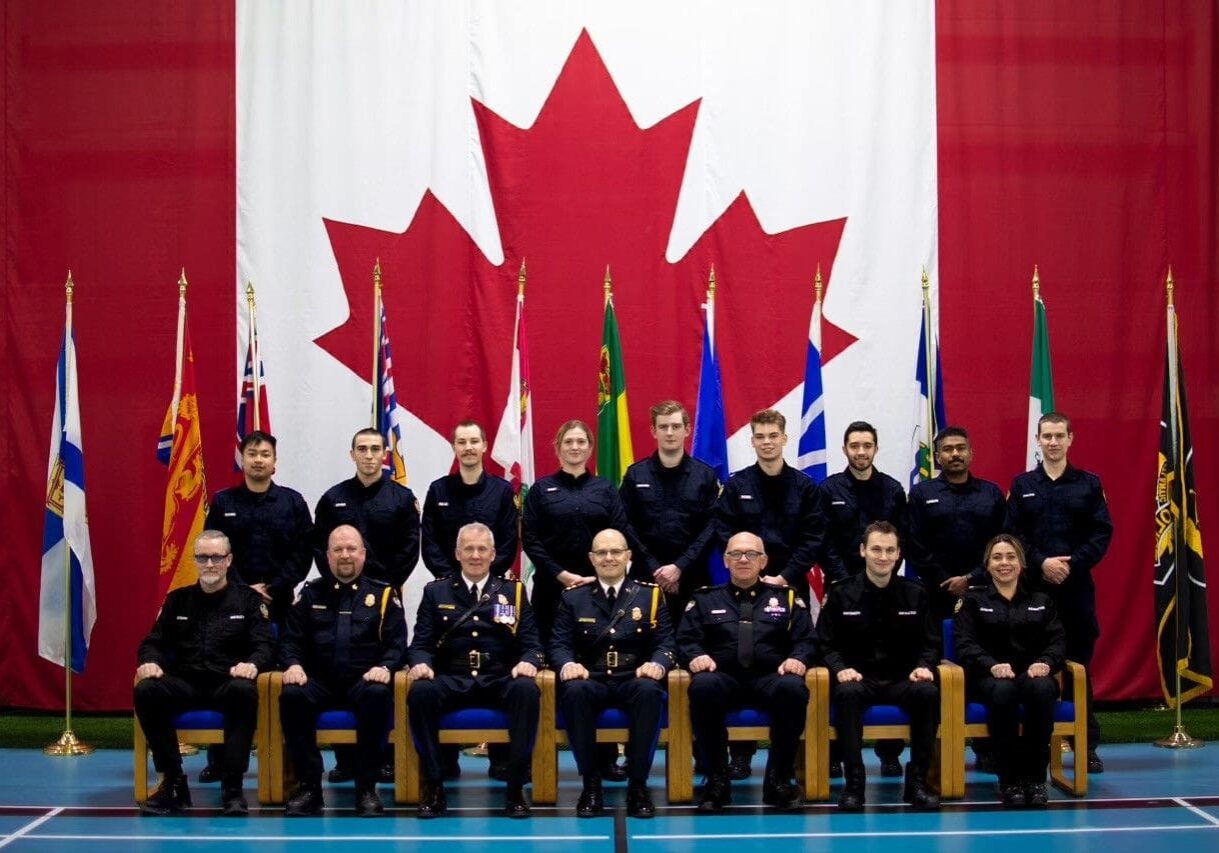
{"left": 593, "top": 650, "right": 639, "bottom": 670}
{"left": 438, "top": 650, "right": 499, "bottom": 673}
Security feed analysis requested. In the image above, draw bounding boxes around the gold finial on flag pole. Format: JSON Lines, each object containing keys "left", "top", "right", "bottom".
{"left": 1166, "top": 266, "right": 1175, "bottom": 307}
{"left": 1032, "top": 265, "right": 1041, "bottom": 300}
{"left": 603, "top": 266, "right": 612, "bottom": 306}
{"left": 517, "top": 259, "right": 527, "bottom": 298}
{"left": 178, "top": 269, "right": 188, "bottom": 297}
{"left": 245, "top": 283, "right": 261, "bottom": 430}
{"left": 371, "top": 260, "right": 383, "bottom": 429}
{"left": 814, "top": 264, "right": 823, "bottom": 303}
{"left": 65, "top": 271, "right": 75, "bottom": 304}
{"left": 707, "top": 264, "right": 717, "bottom": 300}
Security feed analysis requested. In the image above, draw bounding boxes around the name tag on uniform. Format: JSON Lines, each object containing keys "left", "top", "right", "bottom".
{"left": 439, "top": 604, "right": 458, "bottom": 610}
{"left": 842, "top": 610, "right": 861, "bottom": 616}
{"left": 979, "top": 607, "right": 994, "bottom": 612}
{"left": 546, "top": 487, "right": 558, "bottom": 492}
{"left": 176, "top": 615, "right": 189, "bottom": 620}
{"left": 312, "top": 604, "right": 328, "bottom": 610}
{"left": 1022, "top": 492, "right": 1035, "bottom": 498}
{"left": 897, "top": 610, "right": 917, "bottom": 616}
{"left": 635, "top": 483, "right": 650, "bottom": 489}
{"left": 224, "top": 512, "right": 237, "bottom": 517}
{"left": 711, "top": 609, "right": 727, "bottom": 615}
{"left": 229, "top": 614, "right": 245, "bottom": 620}
{"left": 334, "top": 502, "right": 347, "bottom": 508}
{"left": 1027, "top": 606, "right": 1045, "bottom": 612}
{"left": 437, "top": 501, "right": 449, "bottom": 507}
{"left": 740, "top": 494, "right": 754, "bottom": 500}
{"left": 831, "top": 500, "right": 846, "bottom": 506}
{"left": 924, "top": 498, "right": 940, "bottom": 505}
{"left": 578, "top": 617, "right": 597, "bottom": 623}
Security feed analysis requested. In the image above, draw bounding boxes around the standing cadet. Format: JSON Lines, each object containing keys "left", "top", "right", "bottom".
{"left": 1006, "top": 412, "right": 1112, "bottom": 773}
{"left": 620, "top": 401, "right": 720, "bottom": 616}
{"left": 906, "top": 427, "right": 1006, "bottom": 621}
{"left": 817, "top": 521, "right": 941, "bottom": 811}
{"left": 407, "top": 523, "right": 543, "bottom": 818}
{"left": 134, "top": 531, "right": 275, "bottom": 816}
{"left": 314, "top": 427, "right": 420, "bottom": 591}
{"left": 279, "top": 526, "right": 407, "bottom": 817}
{"left": 551, "top": 528, "right": 676, "bottom": 818}
{"left": 679, "top": 532, "right": 816, "bottom": 812}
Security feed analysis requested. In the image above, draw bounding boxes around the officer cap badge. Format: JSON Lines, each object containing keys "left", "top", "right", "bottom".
{"left": 365, "top": 593, "right": 376, "bottom": 607}
{"left": 498, "top": 593, "right": 509, "bottom": 605}
{"left": 631, "top": 607, "right": 642, "bottom": 621}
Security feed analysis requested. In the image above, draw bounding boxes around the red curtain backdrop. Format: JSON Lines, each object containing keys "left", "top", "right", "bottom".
{"left": 2, "top": 2, "right": 1215, "bottom": 709}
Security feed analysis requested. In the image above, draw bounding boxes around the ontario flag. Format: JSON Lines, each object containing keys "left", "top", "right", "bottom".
{"left": 234, "top": 304, "right": 271, "bottom": 470}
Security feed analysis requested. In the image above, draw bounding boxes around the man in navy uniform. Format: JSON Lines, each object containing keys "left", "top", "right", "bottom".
{"left": 817, "top": 521, "right": 941, "bottom": 812}
{"left": 407, "top": 522, "right": 543, "bottom": 818}
{"left": 134, "top": 530, "right": 275, "bottom": 816}
{"left": 620, "top": 401, "right": 720, "bottom": 616}
{"left": 679, "top": 532, "right": 816, "bottom": 812}
{"left": 279, "top": 525, "right": 407, "bottom": 817}
{"left": 551, "top": 528, "right": 676, "bottom": 818}
{"left": 1006, "top": 412, "right": 1112, "bottom": 772}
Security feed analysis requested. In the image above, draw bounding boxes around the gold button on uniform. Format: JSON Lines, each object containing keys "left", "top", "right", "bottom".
{"left": 471, "top": 631, "right": 479, "bottom": 637}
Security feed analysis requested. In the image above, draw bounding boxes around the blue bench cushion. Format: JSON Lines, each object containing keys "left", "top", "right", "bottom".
{"left": 827, "top": 704, "right": 911, "bottom": 726}
{"left": 555, "top": 700, "right": 669, "bottom": 730}
{"left": 172, "top": 710, "right": 224, "bottom": 729}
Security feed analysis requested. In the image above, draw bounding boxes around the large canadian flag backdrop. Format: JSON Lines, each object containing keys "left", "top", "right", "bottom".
{"left": 2, "top": 1, "right": 1215, "bottom": 709}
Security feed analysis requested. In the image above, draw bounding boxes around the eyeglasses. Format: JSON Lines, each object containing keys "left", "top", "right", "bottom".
{"left": 193, "top": 554, "right": 230, "bottom": 565}
{"left": 726, "top": 550, "right": 764, "bottom": 561}
{"left": 591, "top": 548, "right": 628, "bottom": 559}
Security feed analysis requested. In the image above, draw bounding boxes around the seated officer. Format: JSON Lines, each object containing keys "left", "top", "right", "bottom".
{"left": 407, "top": 522, "right": 543, "bottom": 819}
{"left": 279, "top": 525, "right": 407, "bottom": 817}
{"left": 817, "top": 521, "right": 941, "bottom": 811}
{"left": 678, "top": 532, "right": 815, "bottom": 812}
{"left": 550, "top": 528, "right": 676, "bottom": 819}
{"left": 134, "top": 530, "right": 275, "bottom": 816}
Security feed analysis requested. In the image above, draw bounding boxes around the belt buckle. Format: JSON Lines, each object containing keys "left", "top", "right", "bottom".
{"left": 606, "top": 650, "right": 619, "bottom": 668}
{"left": 468, "top": 650, "right": 481, "bottom": 668}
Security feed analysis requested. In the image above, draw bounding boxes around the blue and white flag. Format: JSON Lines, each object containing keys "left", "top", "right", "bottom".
{"left": 797, "top": 291, "right": 828, "bottom": 483}
{"left": 39, "top": 308, "right": 97, "bottom": 673}
{"left": 910, "top": 298, "right": 947, "bottom": 488}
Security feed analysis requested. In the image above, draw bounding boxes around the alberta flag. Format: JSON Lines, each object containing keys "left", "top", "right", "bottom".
{"left": 910, "top": 298, "right": 946, "bottom": 488}
{"left": 692, "top": 283, "right": 729, "bottom": 484}
{"left": 39, "top": 303, "right": 96, "bottom": 674}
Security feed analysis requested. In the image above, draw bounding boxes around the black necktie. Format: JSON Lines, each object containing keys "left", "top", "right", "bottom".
{"left": 336, "top": 586, "right": 353, "bottom": 672}
{"left": 737, "top": 594, "right": 755, "bottom": 669}
{"left": 470, "top": 583, "right": 479, "bottom": 601}
{"left": 606, "top": 586, "right": 617, "bottom": 609}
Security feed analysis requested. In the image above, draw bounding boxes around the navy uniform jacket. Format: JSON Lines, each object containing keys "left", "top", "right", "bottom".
{"left": 408, "top": 575, "right": 543, "bottom": 686}
{"left": 714, "top": 463, "right": 822, "bottom": 597}
{"left": 421, "top": 472, "right": 518, "bottom": 579}
{"left": 207, "top": 482, "right": 313, "bottom": 608}
{"left": 549, "top": 579, "right": 676, "bottom": 677}
{"left": 816, "top": 468, "right": 908, "bottom": 584}
{"left": 281, "top": 574, "right": 407, "bottom": 683}
{"left": 620, "top": 452, "right": 720, "bottom": 584}
{"left": 906, "top": 474, "right": 1006, "bottom": 586}
{"left": 816, "top": 573, "right": 940, "bottom": 680}
{"left": 314, "top": 476, "right": 420, "bottom": 589}
{"left": 677, "top": 583, "right": 816, "bottom": 674}
{"left": 137, "top": 583, "right": 275, "bottom": 678}
{"left": 1006, "top": 464, "right": 1112, "bottom": 635}
{"left": 953, "top": 582, "right": 1066, "bottom": 682}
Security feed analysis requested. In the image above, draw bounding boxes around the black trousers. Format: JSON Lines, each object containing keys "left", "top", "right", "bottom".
{"left": 689, "top": 671, "right": 808, "bottom": 780}
{"left": 559, "top": 675, "right": 665, "bottom": 784}
{"left": 408, "top": 675, "right": 539, "bottom": 786}
{"left": 831, "top": 677, "right": 938, "bottom": 774}
{"left": 1064, "top": 628, "right": 1099, "bottom": 748}
{"left": 280, "top": 677, "right": 392, "bottom": 789}
{"left": 134, "top": 672, "right": 259, "bottom": 780}
{"left": 974, "top": 674, "right": 1059, "bottom": 785}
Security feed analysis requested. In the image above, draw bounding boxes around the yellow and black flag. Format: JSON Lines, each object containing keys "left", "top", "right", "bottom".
{"left": 1154, "top": 293, "right": 1212, "bottom": 707}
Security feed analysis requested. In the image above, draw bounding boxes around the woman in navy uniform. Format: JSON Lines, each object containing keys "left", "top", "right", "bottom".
{"left": 954, "top": 534, "right": 1066, "bottom": 808}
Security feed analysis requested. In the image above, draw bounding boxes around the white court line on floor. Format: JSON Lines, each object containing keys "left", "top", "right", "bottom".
{"left": 633, "top": 823, "right": 1219, "bottom": 841}
{"left": 0, "top": 809, "right": 62, "bottom": 850}
{"left": 21, "top": 834, "right": 608, "bottom": 843}
{"left": 1173, "top": 797, "right": 1219, "bottom": 827}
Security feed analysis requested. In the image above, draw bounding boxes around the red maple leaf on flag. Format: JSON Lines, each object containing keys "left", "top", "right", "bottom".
{"left": 314, "top": 31, "right": 855, "bottom": 474}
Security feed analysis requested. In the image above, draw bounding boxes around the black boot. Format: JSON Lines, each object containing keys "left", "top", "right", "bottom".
{"left": 838, "top": 766, "right": 865, "bottom": 812}
{"left": 356, "top": 785, "right": 384, "bottom": 817}
{"left": 140, "top": 771, "right": 191, "bottom": 816}
{"left": 285, "top": 784, "right": 323, "bottom": 816}
{"left": 504, "top": 784, "right": 531, "bottom": 818}
{"left": 762, "top": 769, "right": 803, "bottom": 810}
{"left": 902, "top": 763, "right": 940, "bottom": 810}
{"left": 697, "top": 773, "right": 731, "bottom": 813}
{"left": 220, "top": 775, "right": 248, "bottom": 816}
{"left": 576, "top": 778, "right": 604, "bottom": 817}
{"left": 999, "top": 781, "right": 1026, "bottom": 808}
{"left": 1025, "top": 779, "right": 1048, "bottom": 807}
{"left": 417, "top": 780, "right": 447, "bottom": 819}
{"left": 626, "top": 782, "right": 655, "bottom": 818}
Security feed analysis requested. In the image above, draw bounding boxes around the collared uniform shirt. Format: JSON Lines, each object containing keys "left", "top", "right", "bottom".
{"left": 421, "top": 472, "right": 518, "bottom": 579}
{"left": 138, "top": 583, "right": 276, "bottom": 678}
{"left": 816, "top": 573, "right": 940, "bottom": 680}
{"left": 280, "top": 574, "right": 406, "bottom": 682}
{"left": 314, "top": 476, "right": 420, "bottom": 589}
{"left": 953, "top": 582, "right": 1066, "bottom": 681}
{"left": 816, "top": 468, "right": 908, "bottom": 584}
{"left": 620, "top": 452, "right": 720, "bottom": 581}
{"left": 549, "top": 579, "right": 676, "bottom": 677}
{"left": 907, "top": 473, "right": 1006, "bottom": 586}
{"left": 677, "top": 583, "right": 816, "bottom": 674}
{"left": 207, "top": 482, "right": 313, "bottom": 602}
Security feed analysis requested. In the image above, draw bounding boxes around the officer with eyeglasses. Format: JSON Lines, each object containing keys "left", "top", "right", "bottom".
{"left": 550, "top": 528, "right": 676, "bottom": 818}
{"left": 134, "top": 530, "right": 275, "bottom": 816}
{"left": 678, "top": 532, "right": 816, "bottom": 812}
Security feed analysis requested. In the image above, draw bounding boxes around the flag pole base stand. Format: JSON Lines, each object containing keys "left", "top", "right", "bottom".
{"left": 1154, "top": 726, "right": 1204, "bottom": 749}
{"left": 178, "top": 742, "right": 200, "bottom": 756}
{"left": 43, "top": 730, "right": 94, "bottom": 756}
{"left": 463, "top": 743, "right": 490, "bottom": 757}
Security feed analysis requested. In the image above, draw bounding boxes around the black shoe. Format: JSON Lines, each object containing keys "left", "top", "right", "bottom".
{"left": 1087, "top": 751, "right": 1104, "bottom": 774}
{"left": 838, "top": 768, "right": 865, "bottom": 812}
{"left": 379, "top": 761, "right": 394, "bottom": 784}
{"left": 417, "top": 781, "right": 447, "bottom": 819}
{"left": 762, "top": 776, "right": 803, "bottom": 810}
{"left": 975, "top": 752, "right": 997, "bottom": 774}
{"left": 626, "top": 783, "right": 655, "bottom": 819}
{"left": 697, "top": 774, "right": 731, "bottom": 813}
{"left": 220, "top": 778, "right": 248, "bottom": 817}
{"left": 727, "top": 754, "right": 752, "bottom": 781}
{"left": 504, "top": 785, "right": 531, "bottom": 818}
{"left": 601, "top": 757, "right": 628, "bottom": 782}
{"left": 1000, "top": 783, "right": 1026, "bottom": 808}
{"left": 902, "top": 765, "right": 940, "bottom": 811}
{"left": 879, "top": 759, "right": 903, "bottom": 778}
{"left": 1025, "top": 782, "right": 1048, "bottom": 808}
{"left": 576, "top": 780, "right": 604, "bottom": 817}
{"left": 829, "top": 760, "right": 843, "bottom": 779}
{"left": 140, "top": 772, "right": 191, "bottom": 816}
{"left": 285, "top": 785, "right": 324, "bottom": 817}
{"left": 327, "top": 765, "right": 353, "bottom": 784}
{"left": 356, "top": 787, "right": 384, "bottom": 817}
{"left": 197, "top": 764, "right": 221, "bottom": 784}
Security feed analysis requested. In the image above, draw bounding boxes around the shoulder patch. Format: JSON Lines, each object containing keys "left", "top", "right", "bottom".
{"left": 954, "top": 598, "right": 964, "bottom": 614}
{"left": 794, "top": 598, "right": 807, "bottom": 608}
{"left": 259, "top": 602, "right": 270, "bottom": 620}
{"left": 685, "top": 601, "right": 696, "bottom": 611}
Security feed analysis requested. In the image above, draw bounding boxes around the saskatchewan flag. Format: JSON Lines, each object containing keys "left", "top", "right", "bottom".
{"left": 1154, "top": 304, "right": 1212, "bottom": 707}
{"left": 1026, "top": 293, "right": 1055, "bottom": 469}
{"left": 596, "top": 293, "right": 633, "bottom": 485}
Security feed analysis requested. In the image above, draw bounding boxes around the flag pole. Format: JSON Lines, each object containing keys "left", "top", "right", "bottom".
{"left": 245, "top": 282, "right": 260, "bottom": 430}
{"left": 1155, "top": 266, "right": 1203, "bottom": 749}
{"left": 921, "top": 267, "right": 937, "bottom": 478}
{"left": 45, "top": 271, "right": 93, "bottom": 757}
{"left": 371, "top": 260, "right": 382, "bottom": 429}
{"left": 604, "top": 265, "right": 612, "bottom": 307}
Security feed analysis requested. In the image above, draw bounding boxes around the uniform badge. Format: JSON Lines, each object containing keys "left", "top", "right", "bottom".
{"left": 498, "top": 593, "right": 509, "bottom": 605}
{"left": 365, "top": 593, "right": 376, "bottom": 607}
{"left": 259, "top": 603, "right": 270, "bottom": 620}
{"left": 631, "top": 606, "right": 642, "bottom": 621}
{"left": 954, "top": 598, "right": 964, "bottom": 614}
{"left": 685, "top": 601, "right": 695, "bottom": 611}
{"left": 763, "top": 596, "right": 785, "bottom": 615}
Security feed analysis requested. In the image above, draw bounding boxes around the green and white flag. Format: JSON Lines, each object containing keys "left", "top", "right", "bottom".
{"left": 1027, "top": 292, "right": 1055, "bottom": 469}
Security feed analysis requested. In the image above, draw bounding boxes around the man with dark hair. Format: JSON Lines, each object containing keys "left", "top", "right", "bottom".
{"left": 906, "top": 427, "right": 1006, "bottom": 621}
{"left": 817, "top": 521, "right": 941, "bottom": 812}
{"left": 1007, "top": 412, "right": 1112, "bottom": 772}
{"left": 134, "top": 530, "right": 275, "bottom": 816}
{"left": 279, "top": 525, "right": 407, "bottom": 817}
{"left": 620, "top": 401, "right": 720, "bottom": 616}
